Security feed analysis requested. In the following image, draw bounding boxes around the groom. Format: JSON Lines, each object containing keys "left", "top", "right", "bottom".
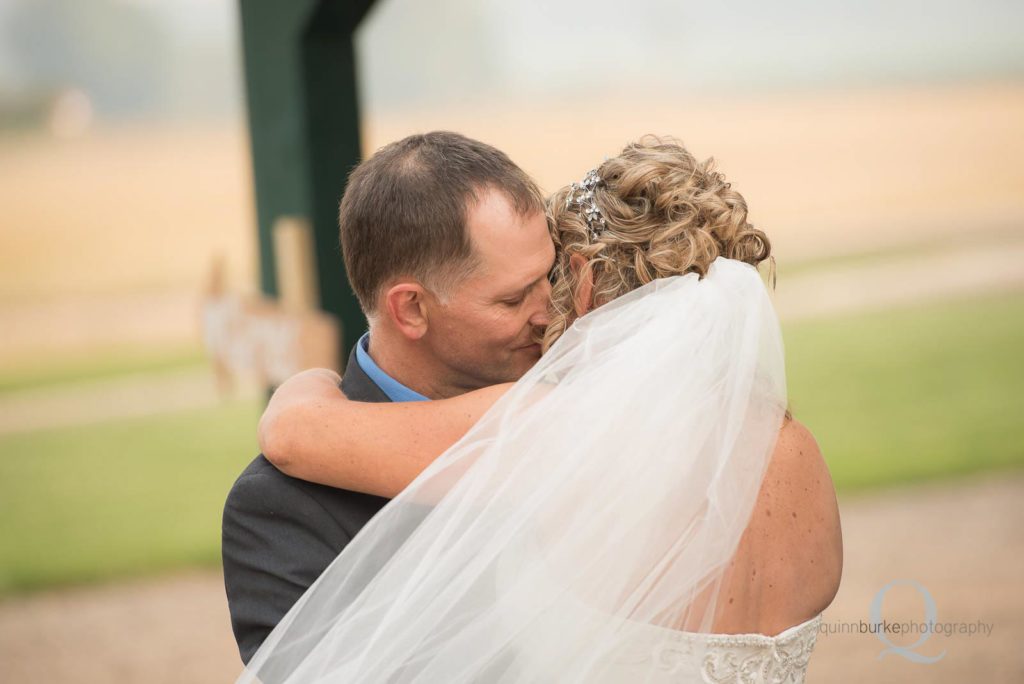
{"left": 222, "top": 131, "right": 554, "bottom": 663}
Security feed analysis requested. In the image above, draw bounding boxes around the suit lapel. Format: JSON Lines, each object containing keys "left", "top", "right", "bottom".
{"left": 340, "top": 344, "right": 392, "bottom": 404}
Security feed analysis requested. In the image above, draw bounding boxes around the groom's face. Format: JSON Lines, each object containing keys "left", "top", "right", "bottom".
{"left": 425, "top": 187, "right": 554, "bottom": 391}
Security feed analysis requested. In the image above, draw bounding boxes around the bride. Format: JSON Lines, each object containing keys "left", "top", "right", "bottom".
{"left": 240, "top": 136, "right": 843, "bottom": 683}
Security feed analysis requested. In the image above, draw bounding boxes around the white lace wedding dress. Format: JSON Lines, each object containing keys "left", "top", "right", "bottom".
{"left": 239, "top": 259, "right": 816, "bottom": 683}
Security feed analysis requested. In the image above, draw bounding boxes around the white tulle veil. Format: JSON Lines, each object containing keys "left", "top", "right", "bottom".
{"left": 238, "top": 257, "right": 787, "bottom": 683}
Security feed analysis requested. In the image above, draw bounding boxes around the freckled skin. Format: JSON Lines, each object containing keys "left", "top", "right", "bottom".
{"left": 707, "top": 419, "right": 843, "bottom": 636}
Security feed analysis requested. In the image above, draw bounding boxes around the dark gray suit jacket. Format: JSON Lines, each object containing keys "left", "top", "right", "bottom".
{"left": 222, "top": 347, "right": 392, "bottom": 663}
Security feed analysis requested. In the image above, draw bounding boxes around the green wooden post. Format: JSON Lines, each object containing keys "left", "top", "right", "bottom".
{"left": 238, "top": 0, "right": 377, "bottom": 368}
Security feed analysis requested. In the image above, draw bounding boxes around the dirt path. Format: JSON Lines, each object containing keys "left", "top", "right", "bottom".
{"left": 0, "top": 368, "right": 262, "bottom": 435}
{"left": 1, "top": 472, "right": 1021, "bottom": 683}
{"left": 808, "top": 472, "right": 1024, "bottom": 683}
{"left": 0, "top": 572, "right": 240, "bottom": 684}
{"left": 774, "top": 239, "right": 1024, "bottom": 322}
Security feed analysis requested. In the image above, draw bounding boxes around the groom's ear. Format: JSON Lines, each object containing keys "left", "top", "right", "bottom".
{"left": 383, "top": 282, "right": 430, "bottom": 340}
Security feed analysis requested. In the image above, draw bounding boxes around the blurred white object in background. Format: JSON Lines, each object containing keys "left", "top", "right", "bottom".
{"left": 48, "top": 88, "right": 93, "bottom": 139}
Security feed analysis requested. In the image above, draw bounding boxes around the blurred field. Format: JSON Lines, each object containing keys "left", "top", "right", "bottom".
{"left": 1, "top": 82, "right": 1022, "bottom": 363}
{"left": 369, "top": 83, "right": 1024, "bottom": 260}
{"left": 0, "top": 125, "right": 256, "bottom": 305}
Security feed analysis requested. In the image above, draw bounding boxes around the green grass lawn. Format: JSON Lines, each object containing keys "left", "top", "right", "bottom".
{"left": 0, "top": 290, "right": 1021, "bottom": 595}
{"left": 0, "top": 399, "right": 261, "bottom": 595}
{"left": 786, "top": 290, "right": 1024, "bottom": 491}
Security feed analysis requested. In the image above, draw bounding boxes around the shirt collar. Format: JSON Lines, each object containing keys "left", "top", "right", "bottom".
{"left": 354, "top": 332, "right": 430, "bottom": 403}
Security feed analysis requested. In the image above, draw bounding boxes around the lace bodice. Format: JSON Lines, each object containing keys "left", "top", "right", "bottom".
{"left": 702, "top": 616, "right": 820, "bottom": 683}
{"left": 601, "top": 614, "right": 822, "bottom": 683}
{"left": 507, "top": 609, "right": 822, "bottom": 683}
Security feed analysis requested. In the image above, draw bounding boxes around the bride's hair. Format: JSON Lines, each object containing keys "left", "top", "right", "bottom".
{"left": 542, "top": 135, "right": 772, "bottom": 352}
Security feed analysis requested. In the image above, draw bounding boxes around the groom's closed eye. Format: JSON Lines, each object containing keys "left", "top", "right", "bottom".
{"left": 498, "top": 274, "right": 547, "bottom": 307}
{"left": 499, "top": 290, "right": 528, "bottom": 307}
{"left": 496, "top": 255, "right": 556, "bottom": 307}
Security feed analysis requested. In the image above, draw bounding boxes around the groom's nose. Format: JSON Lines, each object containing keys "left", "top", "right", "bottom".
{"left": 528, "top": 308, "right": 551, "bottom": 328}
{"left": 527, "top": 279, "right": 552, "bottom": 327}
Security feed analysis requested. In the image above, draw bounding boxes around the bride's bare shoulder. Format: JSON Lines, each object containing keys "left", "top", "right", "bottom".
{"left": 765, "top": 417, "right": 843, "bottom": 608}
{"left": 769, "top": 419, "right": 833, "bottom": 501}
{"left": 770, "top": 418, "right": 841, "bottom": 534}
{"left": 773, "top": 418, "right": 827, "bottom": 479}
{"left": 714, "top": 417, "right": 843, "bottom": 634}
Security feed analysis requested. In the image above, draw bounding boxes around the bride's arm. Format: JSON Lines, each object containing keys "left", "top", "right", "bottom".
{"left": 258, "top": 369, "right": 512, "bottom": 498}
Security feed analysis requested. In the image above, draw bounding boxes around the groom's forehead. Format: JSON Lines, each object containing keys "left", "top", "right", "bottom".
{"left": 465, "top": 187, "right": 520, "bottom": 236}
{"left": 468, "top": 189, "right": 546, "bottom": 242}
{"left": 469, "top": 214, "right": 551, "bottom": 270}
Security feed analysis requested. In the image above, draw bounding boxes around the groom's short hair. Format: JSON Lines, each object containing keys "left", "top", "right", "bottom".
{"left": 339, "top": 131, "right": 544, "bottom": 315}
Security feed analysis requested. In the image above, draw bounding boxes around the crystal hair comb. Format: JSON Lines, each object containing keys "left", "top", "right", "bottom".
{"left": 565, "top": 168, "right": 607, "bottom": 240}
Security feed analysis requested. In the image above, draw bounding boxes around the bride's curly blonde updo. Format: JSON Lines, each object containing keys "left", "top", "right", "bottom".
{"left": 541, "top": 135, "right": 772, "bottom": 352}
